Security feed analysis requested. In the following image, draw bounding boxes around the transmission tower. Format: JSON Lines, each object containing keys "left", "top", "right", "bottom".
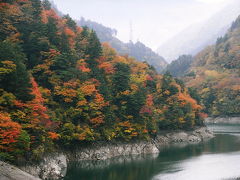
{"left": 130, "top": 21, "right": 133, "bottom": 42}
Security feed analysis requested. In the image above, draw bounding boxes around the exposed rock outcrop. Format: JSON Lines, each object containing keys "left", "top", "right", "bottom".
{"left": 19, "top": 153, "right": 67, "bottom": 180}
{"left": 205, "top": 117, "right": 240, "bottom": 124}
{"left": 3, "top": 127, "right": 213, "bottom": 180}
{"left": 154, "top": 127, "right": 213, "bottom": 149}
{"left": 67, "top": 141, "right": 159, "bottom": 162}
{"left": 67, "top": 127, "right": 213, "bottom": 162}
{"left": 0, "top": 161, "right": 41, "bottom": 180}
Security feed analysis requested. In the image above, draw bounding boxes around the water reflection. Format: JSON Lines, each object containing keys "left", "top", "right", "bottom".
{"left": 65, "top": 154, "right": 160, "bottom": 180}
{"left": 208, "top": 123, "right": 240, "bottom": 134}
{"left": 64, "top": 124, "right": 240, "bottom": 180}
{"left": 153, "top": 152, "right": 240, "bottom": 180}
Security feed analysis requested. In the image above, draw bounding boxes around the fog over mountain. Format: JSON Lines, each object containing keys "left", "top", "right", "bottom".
{"left": 50, "top": 3, "right": 168, "bottom": 71}
{"left": 77, "top": 18, "right": 167, "bottom": 72}
{"left": 51, "top": 0, "right": 231, "bottom": 50}
{"left": 157, "top": 0, "right": 240, "bottom": 62}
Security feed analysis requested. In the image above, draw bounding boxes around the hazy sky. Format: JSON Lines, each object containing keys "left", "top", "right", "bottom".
{"left": 52, "top": 0, "right": 232, "bottom": 50}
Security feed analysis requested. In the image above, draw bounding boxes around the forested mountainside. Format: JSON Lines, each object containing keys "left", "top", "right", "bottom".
{"left": 164, "top": 55, "right": 193, "bottom": 77}
{"left": 185, "top": 15, "right": 240, "bottom": 117}
{"left": 78, "top": 18, "right": 167, "bottom": 72}
{"left": 0, "top": 0, "right": 203, "bottom": 163}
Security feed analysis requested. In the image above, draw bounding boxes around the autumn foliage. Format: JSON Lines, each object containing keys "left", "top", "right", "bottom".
{"left": 186, "top": 15, "right": 240, "bottom": 116}
{"left": 0, "top": 112, "right": 21, "bottom": 152}
{"left": 0, "top": 0, "right": 204, "bottom": 162}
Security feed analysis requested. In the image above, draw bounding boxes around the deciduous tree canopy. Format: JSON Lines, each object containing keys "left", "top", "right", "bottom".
{"left": 0, "top": 0, "right": 204, "bottom": 162}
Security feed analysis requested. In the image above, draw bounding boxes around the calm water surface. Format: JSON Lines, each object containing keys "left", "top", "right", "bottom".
{"left": 64, "top": 124, "right": 240, "bottom": 180}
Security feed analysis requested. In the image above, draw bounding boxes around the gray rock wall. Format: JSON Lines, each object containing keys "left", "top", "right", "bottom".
{"left": 205, "top": 117, "right": 240, "bottom": 124}
{"left": 68, "top": 127, "right": 213, "bottom": 162}
{"left": 19, "top": 153, "right": 67, "bottom": 180}
{"left": 67, "top": 141, "right": 159, "bottom": 162}
{"left": 154, "top": 127, "right": 213, "bottom": 149}
{"left": 0, "top": 161, "right": 41, "bottom": 180}
{"left": 4, "top": 127, "right": 213, "bottom": 180}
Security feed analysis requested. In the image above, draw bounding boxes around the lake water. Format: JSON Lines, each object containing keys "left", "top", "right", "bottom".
{"left": 64, "top": 124, "right": 240, "bottom": 180}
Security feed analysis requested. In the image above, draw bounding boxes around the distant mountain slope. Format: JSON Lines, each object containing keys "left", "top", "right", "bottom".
{"left": 78, "top": 18, "right": 167, "bottom": 72}
{"left": 185, "top": 15, "right": 240, "bottom": 116}
{"left": 157, "top": 0, "right": 240, "bottom": 62}
{"left": 51, "top": 3, "right": 167, "bottom": 71}
{"left": 164, "top": 55, "right": 193, "bottom": 77}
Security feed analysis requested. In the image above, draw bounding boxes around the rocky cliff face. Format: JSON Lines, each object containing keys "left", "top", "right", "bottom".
{"left": 4, "top": 127, "right": 213, "bottom": 180}
{"left": 67, "top": 141, "right": 159, "bottom": 162}
{"left": 19, "top": 153, "right": 67, "bottom": 180}
{"left": 67, "top": 127, "right": 213, "bottom": 162}
{"left": 205, "top": 117, "right": 240, "bottom": 124}
{"left": 0, "top": 161, "right": 41, "bottom": 180}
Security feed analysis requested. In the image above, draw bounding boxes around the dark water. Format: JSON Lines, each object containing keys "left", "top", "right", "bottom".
{"left": 64, "top": 124, "right": 240, "bottom": 180}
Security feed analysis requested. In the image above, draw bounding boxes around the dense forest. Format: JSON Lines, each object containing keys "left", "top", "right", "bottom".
{"left": 0, "top": 0, "right": 204, "bottom": 163}
{"left": 183, "top": 16, "right": 240, "bottom": 117}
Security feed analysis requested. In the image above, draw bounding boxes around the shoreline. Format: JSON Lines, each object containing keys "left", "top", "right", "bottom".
{"left": 1, "top": 127, "right": 214, "bottom": 180}
{"left": 205, "top": 116, "right": 240, "bottom": 124}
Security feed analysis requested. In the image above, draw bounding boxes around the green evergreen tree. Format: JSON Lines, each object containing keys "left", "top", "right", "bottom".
{"left": 42, "top": 0, "right": 51, "bottom": 10}
{"left": 0, "top": 41, "right": 33, "bottom": 101}
{"left": 75, "top": 26, "right": 90, "bottom": 58}
{"left": 63, "top": 14, "right": 77, "bottom": 31}
{"left": 112, "top": 63, "right": 131, "bottom": 94}
{"left": 86, "top": 30, "right": 102, "bottom": 60}
{"left": 30, "top": 0, "right": 42, "bottom": 22}
{"left": 59, "top": 32, "right": 71, "bottom": 53}
{"left": 45, "top": 17, "right": 60, "bottom": 47}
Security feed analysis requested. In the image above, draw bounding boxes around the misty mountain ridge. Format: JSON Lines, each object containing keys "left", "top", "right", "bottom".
{"left": 157, "top": 0, "right": 240, "bottom": 62}
{"left": 78, "top": 18, "right": 167, "bottom": 72}
{"left": 50, "top": 1, "right": 168, "bottom": 72}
